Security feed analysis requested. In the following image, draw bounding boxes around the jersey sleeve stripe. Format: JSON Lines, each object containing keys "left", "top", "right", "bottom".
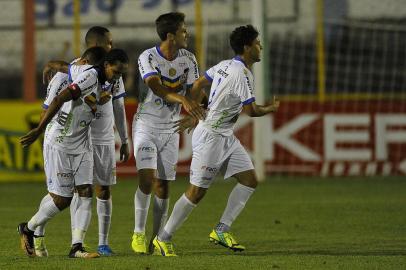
{"left": 242, "top": 97, "right": 255, "bottom": 105}
{"left": 142, "top": 72, "right": 159, "bottom": 80}
{"left": 68, "top": 64, "right": 72, "bottom": 82}
{"left": 112, "top": 92, "right": 126, "bottom": 100}
{"left": 204, "top": 72, "right": 213, "bottom": 82}
{"left": 42, "top": 103, "right": 49, "bottom": 109}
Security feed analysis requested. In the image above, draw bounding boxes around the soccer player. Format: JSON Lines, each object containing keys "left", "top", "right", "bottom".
{"left": 18, "top": 48, "right": 129, "bottom": 258}
{"left": 152, "top": 25, "right": 280, "bottom": 256}
{"left": 42, "top": 26, "right": 130, "bottom": 256}
{"left": 33, "top": 46, "right": 107, "bottom": 257}
{"left": 131, "top": 12, "right": 205, "bottom": 254}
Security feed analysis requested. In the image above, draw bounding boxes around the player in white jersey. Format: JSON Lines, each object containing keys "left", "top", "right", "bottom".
{"left": 18, "top": 49, "right": 129, "bottom": 259}
{"left": 42, "top": 26, "right": 130, "bottom": 256}
{"left": 153, "top": 25, "right": 280, "bottom": 256}
{"left": 131, "top": 12, "right": 205, "bottom": 254}
{"left": 32, "top": 47, "right": 107, "bottom": 257}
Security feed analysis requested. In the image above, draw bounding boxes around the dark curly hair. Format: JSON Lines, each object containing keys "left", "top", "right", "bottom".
{"left": 229, "top": 25, "right": 259, "bottom": 55}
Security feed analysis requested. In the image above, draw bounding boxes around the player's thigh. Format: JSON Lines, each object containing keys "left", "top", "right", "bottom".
{"left": 133, "top": 129, "right": 158, "bottom": 171}
{"left": 156, "top": 133, "right": 179, "bottom": 181}
{"left": 93, "top": 144, "right": 116, "bottom": 186}
{"left": 44, "top": 144, "right": 75, "bottom": 197}
{"left": 190, "top": 127, "right": 226, "bottom": 189}
{"left": 224, "top": 139, "right": 255, "bottom": 184}
{"left": 72, "top": 150, "right": 94, "bottom": 187}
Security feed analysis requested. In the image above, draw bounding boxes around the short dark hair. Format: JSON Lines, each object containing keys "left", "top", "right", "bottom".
{"left": 229, "top": 25, "right": 259, "bottom": 55}
{"left": 81, "top": 46, "right": 107, "bottom": 65}
{"left": 104, "top": 48, "right": 129, "bottom": 65}
{"left": 155, "top": 12, "right": 185, "bottom": 41}
{"left": 85, "top": 26, "right": 110, "bottom": 46}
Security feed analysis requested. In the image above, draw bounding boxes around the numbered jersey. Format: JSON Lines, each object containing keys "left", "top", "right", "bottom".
{"left": 200, "top": 57, "right": 256, "bottom": 136}
{"left": 43, "top": 72, "right": 69, "bottom": 141}
{"left": 135, "top": 46, "right": 199, "bottom": 132}
{"left": 45, "top": 67, "right": 103, "bottom": 154}
{"left": 69, "top": 62, "right": 126, "bottom": 145}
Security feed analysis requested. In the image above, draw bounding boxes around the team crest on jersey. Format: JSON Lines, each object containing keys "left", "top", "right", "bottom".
{"left": 169, "top": 68, "right": 177, "bottom": 77}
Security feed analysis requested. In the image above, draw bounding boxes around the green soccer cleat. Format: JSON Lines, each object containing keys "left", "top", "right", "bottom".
{"left": 152, "top": 236, "right": 177, "bottom": 257}
{"left": 131, "top": 232, "right": 147, "bottom": 254}
{"left": 209, "top": 230, "right": 246, "bottom": 252}
{"left": 34, "top": 236, "right": 49, "bottom": 257}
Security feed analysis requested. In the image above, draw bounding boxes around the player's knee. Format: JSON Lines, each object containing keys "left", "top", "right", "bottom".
{"left": 76, "top": 184, "right": 93, "bottom": 197}
{"left": 185, "top": 185, "right": 207, "bottom": 204}
{"left": 154, "top": 179, "right": 169, "bottom": 199}
{"left": 95, "top": 185, "right": 110, "bottom": 200}
{"left": 49, "top": 193, "right": 72, "bottom": 210}
{"left": 236, "top": 170, "right": 258, "bottom": 189}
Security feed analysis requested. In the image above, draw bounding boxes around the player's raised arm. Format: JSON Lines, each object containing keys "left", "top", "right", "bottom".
{"left": 20, "top": 85, "right": 77, "bottom": 147}
{"left": 243, "top": 95, "right": 280, "bottom": 117}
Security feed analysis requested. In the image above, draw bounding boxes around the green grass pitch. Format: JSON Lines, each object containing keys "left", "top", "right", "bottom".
{"left": 1, "top": 176, "right": 406, "bottom": 269}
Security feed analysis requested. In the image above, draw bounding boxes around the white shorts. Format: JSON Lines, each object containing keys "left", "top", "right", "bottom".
{"left": 190, "top": 125, "right": 254, "bottom": 188}
{"left": 133, "top": 127, "right": 179, "bottom": 181}
{"left": 44, "top": 144, "right": 93, "bottom": 197}
{"left": 93, "top": 144, "right": 116, "bottom": 186}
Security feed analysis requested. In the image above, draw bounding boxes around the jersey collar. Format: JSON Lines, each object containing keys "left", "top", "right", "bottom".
{"left": 233, "top": 56, "right": 248, "bottom": 68}
{"left": 155, "top": 45, "right": 178, "bottom": 61}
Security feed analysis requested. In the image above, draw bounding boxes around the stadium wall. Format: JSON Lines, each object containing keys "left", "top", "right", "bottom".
{"left": 1, "top": 100, "right": 406, "bottom": 181}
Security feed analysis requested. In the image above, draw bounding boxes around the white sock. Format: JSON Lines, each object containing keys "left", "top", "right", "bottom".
{"left": 72, "top": 196, "right": 92, "bottom": 245}
{"left": 219, "top": 183, "right": 255, "bottom": 227}
{"left": 70, "top": 192, "right": 79, "bottom": 240}
{"left": 97, "top": 197, "right": 112, "bottom": 246}
{"left": 27, "top": 194, "right": 60, "bottom": 231}
{"left": 158, "top": 194, "right": 196, "bottom": 242}
{"left": 133, "top": 188, "right": 151, "bottom": 233}
{"left": 34, "top": 194, "right": 53, "bottom": 236}
{"left": 152, "top": 195, "right": 169, "bottom": 237}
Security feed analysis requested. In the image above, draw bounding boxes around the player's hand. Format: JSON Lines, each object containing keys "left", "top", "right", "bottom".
{"left": 174, "top": 115, "right": 199, "bottom": 134}
{"left": 42, "top": 64, "right": 55, "bottom": 85}
{"left": 119, "top": 143, "right": 130, "bottom": 162}
{"left": 20, "top": 128, "right": 42, "bottom": 148}
{"left": 181, "top": 97, "right": 205, "bottom": 120}
{"left": 269, "top": 96, "right": 280, "bottom": 112}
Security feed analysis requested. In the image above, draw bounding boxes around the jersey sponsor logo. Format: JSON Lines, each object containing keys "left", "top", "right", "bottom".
{"left": 201, "top": 165, "right": 217, "bottom": 173}
{"left": 211, "top": 111, "right": 229, "bottom": 130}
{"left": 154, "top": 98, "right": 174, "bottom": 109}
{"left": 217, "top": 69, "right": 229, "bottom": 78}
{"left": 141, "top": 157, "right": 153, "bottom": 161}
{"left": 138, "top": 146, "right": 155, "bottom": 153}
{"left": 94, "top": 111, "right": 104, "bottom": 120}
{"left": 57, "top": 172, "right": 73, "bottom": 178}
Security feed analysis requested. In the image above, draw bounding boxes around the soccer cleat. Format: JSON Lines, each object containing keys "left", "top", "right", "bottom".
{"left": 17, "top": 222, "right": 35, "bottom": 257}
{"left": 209, "top": 230, "right": 245, "bottom": 252}
{"left": 34, "top": 236, "right": 49, "bottom": 257}
{"left": 131, "top": 232, "right": 147, "bottom": 254}
{"left": 69, "top": 244, "right": 100, "bottom": 258}
{"left": 97, "top": 245, "right": 114, "bottom": 256}
{"left": 152, "top": 236, "right": 177, "bottom": 257}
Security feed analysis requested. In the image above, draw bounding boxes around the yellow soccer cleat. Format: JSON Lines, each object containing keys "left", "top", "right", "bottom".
{"left": 34, "top": 236, "right": 49, "bottom": 257}
{"left": 209, "top": 230, "right": 245, "bottom": 252}
{"left": 152, "top": 236, "right": 177, "bottom": 257}
{"left": 131, "top": 232, "right": 147, "bottom": 254}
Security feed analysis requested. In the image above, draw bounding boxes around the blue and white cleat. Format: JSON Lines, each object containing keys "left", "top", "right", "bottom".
{"left": 97, "top": 245, "right": 114, "bottom": 256}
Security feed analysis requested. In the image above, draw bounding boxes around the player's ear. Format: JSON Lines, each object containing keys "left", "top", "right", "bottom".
{"left": 167, "top": 32, "right": 175, "bottom": 41}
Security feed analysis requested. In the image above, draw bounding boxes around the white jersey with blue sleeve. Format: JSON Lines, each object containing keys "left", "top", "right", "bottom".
{"left": 134, "top": 46, "right": 199, "bottom": 132}
{"left": 200, "top": 56, "right": 255, "bottom": 136}
{"left": 68, "top": 64, "right": 126, "bottom": 145}
{"left": 45, "top": 68, "right": 101, "bottom": 154}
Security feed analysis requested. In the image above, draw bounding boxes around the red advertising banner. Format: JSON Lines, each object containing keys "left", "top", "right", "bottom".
{"left": 117, "top": 101, "right": 406, "bottom": 177}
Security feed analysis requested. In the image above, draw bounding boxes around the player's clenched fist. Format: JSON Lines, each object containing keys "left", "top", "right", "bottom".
{"left": 20, "top": 128, "right": 42, "bottom": 148}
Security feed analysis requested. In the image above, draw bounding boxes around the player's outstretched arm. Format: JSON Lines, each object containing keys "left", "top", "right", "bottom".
{"left": 145, "top": 75, "right": 205, "bottom": 120}
{"left": 20, "top": 86, "right": 74, "bottom": 147}
{"left": 113, "top": 97, "right": 129, "bottom": 162}
{"left": 243, "top": 96, "right": 280, "bottom": 117}
{"left": 42, "top": 60, "right": 69, "bottom": 84}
